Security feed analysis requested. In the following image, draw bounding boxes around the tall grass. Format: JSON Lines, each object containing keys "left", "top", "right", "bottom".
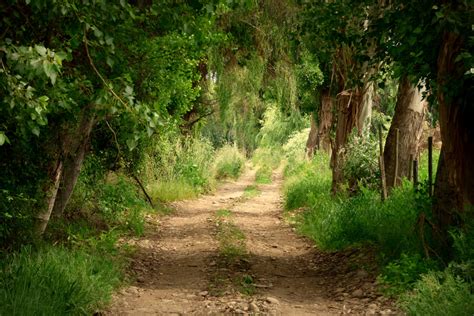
{"left": 142, "top": 134, "right": 216, "bottom": 201}
{"left": 213, "top": 145, "right": 246, "bottom": 180}
{"left": 282, "top": 148, "right": 474, "bottom": 314}
{"left": 0, "top": 245, "right": 123, "bottom": 316}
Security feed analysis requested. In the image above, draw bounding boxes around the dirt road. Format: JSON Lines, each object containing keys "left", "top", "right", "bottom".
{"left": 106, "top": 167, "right": 396, "bottom": 315}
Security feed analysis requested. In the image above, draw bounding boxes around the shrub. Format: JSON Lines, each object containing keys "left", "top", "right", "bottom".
{"left": 343, "top": 132, "right": 380, "bottom": 191}
{"left": 213, "top": 145, "right": 245, "bottom": 179}
{"left": 400, "top": 268, "right": 474, "bottom": 316}
{"left": 379, "top": 254, "right": 439, "bottom": 296}
{"left": 252, "top": 147, "right": 282, "bottom": 169}
{"left": 0, "top": 245, "right": 123, "bottom": 316}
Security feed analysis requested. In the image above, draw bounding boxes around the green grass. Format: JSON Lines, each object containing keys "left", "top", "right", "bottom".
{"left": 0, "top": 245, "right": 123, "bottom": 316}
{"left": 213, "top": 145, "right": 245, "bottom": 180}
{"left": 243, "top": 185, "right": 261, "bottom": 199}
{"left": 215, "top": 209, "right": 232, "bottom": 218}
{"left": 400, "top": 268, "right": 474, "bottom": 316}
{"left": 148, "top": 180, "right": 198, "bottom": 202}
{"left": 255, "top": 165, "right": 272, "bottom": 184}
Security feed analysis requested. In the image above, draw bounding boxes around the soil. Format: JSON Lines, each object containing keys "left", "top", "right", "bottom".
{"left": 105, "top": 166, "right": 399, "bottom": 315}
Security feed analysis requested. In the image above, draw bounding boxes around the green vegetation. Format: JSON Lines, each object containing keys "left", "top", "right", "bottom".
{"left": 243, "top": 185, "right": 261, "bottom": 199}
{"left": 0, "top": 245, "right": 123, "bottom": 316}
{"left": 209, "top": 209, "right": 252, "bottom": 297}
{"left": 1, "top": 0, "right": 473, "bottom": 314}
{"left": 213, "top": 145, "right": 246, "bottom": 180}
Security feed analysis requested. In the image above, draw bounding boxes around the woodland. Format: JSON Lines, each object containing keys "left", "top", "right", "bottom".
{"left": 0, "top": 0, "right": 473, "bottom": 315}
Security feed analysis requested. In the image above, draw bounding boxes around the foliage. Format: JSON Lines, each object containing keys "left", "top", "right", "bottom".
{"left": 343, "top": 132, "right": 380, "bottom": 191}
{"left": 284, "top": 153, "right": 431, "bottom": 259}
{"left": 0, "top": 245, "right": 123, "bottom": 316}
{"left": 379, "top": 254, "right": 439, "bottom": 296}
{"left": 142, "top": 133, "right": 216, "bottom": 201}
{"left": 257, "top": 105, "right": 307, "bottom": 148}
{"left": 213, "top": 145, "right": 245, "bottom": 180}
{"left": 399, "top": 268, "right": 474, "bottom": 316}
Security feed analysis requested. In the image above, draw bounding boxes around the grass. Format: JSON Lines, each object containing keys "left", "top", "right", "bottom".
{"left": 0, "top": 245, "right": 123, "bottom": 316}
{"left": 243, "top": 185, "right": 261, "bottom": 199}
{"left": 255, "top": 165, "right": 272, "bottom": 184}
{"left": 213, "top": 145, "right": 245, "bottom": 180}
{"left": 282, "top": 149, "right": 474, "bottom": 315}
{"left": 148, "top": 180, "right": 198, "bottom": 202}
{"left": 209, "top": 209, "right": 253, "bottom": 297}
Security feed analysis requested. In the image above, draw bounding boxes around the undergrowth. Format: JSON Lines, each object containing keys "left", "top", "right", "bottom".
{"left": 0, "top": 244, "right": 124, "bottom": 315}
{"left": 283, "top": 147, "right": 473, "bottom": 314}
{"left": 213, "top": 145, "right": 246, "bottom": 180}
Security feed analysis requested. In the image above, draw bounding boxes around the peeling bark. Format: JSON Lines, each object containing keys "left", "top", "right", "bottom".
{"left": 316, "top": 91, "right": 333, "bottom": 153}
{"left": 305, "top": 111, "right": 318, "bottom": 159}
{"left": 433, "top": 31, "right": 474, "bottom": 237}
{"left": 384, "top": 76, "right": 426, "bottom": 191}
{"left": 35, "top": 161, "right": 63, "bottom": 235}
{"left": 51, "top": 107, "right": 96, "bottom": 219}
{"left": 331, "top": 90, "right": 362, "bottom": 193}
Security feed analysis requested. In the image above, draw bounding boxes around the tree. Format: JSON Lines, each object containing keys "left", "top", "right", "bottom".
{"left": 383, "top": 76, "right": 426, "bottom": 191}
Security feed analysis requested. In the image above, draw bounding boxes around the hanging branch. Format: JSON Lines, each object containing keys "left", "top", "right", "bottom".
{"left": 83, "top": 29, "right": 132, "bottom": 113}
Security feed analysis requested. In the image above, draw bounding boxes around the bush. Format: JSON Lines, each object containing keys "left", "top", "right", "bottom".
{"left": 213, "top": 145, "right": 245, "bottom": 179}
{"left": 400, "top": 268, "right": 474, "bottom": 316}
{"left": 343, "top": 132, "right": 380, "bottom": 191}
{"left": 252, "top": 147, "right": 282, "bottom": 170}
{"left": 142, "top": 134, "right": 215, "bottom": 194}
{"left": 0, "top": 245, "right": 123, "bottom": 316}
{"left": 284, "top": 152, "right": 428, "bottom": 259}
{"left": 379, "top": 254, "right": 439, "bottom": 296}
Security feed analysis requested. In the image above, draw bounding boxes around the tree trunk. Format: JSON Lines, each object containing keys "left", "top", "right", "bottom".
{"left": 433, "top": 31, "right": 474, "bottom": 238}
{"left": 331, "top": 90, "right": 362, "bottom": 193}
{"left": 384, "top": 76, "right": 426, "bottom": 191}
{"left": 35, "top": 161, "right": 63, "bottom": 235}
{"left": 51, "top": 108, "right": 96, "bottom": 219}
{"left": 357, "top": 80, "right": 374, "bottom": 135}
{"left": 316, "top": 90, "right": 333, "bottom": 153}
{"left": 305, "top": 111, "right": 318, "bottom": 159}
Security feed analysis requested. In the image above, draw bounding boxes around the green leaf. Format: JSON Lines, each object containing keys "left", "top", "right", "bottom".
{"left": 35, "top": 45, "right": 47, "bottom": 56}
{"left": 106, "top": 56, "right": 115, "bottom": 68}
{"left": 0, "top": 132, "right": 9, "bottom": 146}
{"left": 31, "top": 127, "right": 40, "bottom": 137}
{"left": 126, "top": 138, "right": 137, "bottom": 151}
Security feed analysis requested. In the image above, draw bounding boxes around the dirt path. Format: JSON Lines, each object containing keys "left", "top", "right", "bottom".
{"left": 106, "top": 167, "right": 397, "bottom": 315}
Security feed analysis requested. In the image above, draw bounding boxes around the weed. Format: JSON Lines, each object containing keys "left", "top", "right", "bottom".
{"left": 243, "top": 185, "right": 261, "bottom": 199}
{"left": 400, "top": 268, "right": 474, "bottom": 316}
{"left": 255, "top": 165, "right": 272, "bottom": 184}
{"left": 378, "top": 254, "right": 439, "bottom": 296}
{"left": 215, "top": 209, "right": 232, "bottom": 218}
{"left": 148, "top": 180, "right": 198, "bottom": 202}
{"left": 239, "top": 274, "right": 256, "bottom": 295}
{"left": 0, "top": 245, "right": 123, "bottom": 316}
{"left": 217, "top": 222, "right": 247, "bottom": 262}
{"left": 213, "top": 145, "right": 245, "bottom": 180}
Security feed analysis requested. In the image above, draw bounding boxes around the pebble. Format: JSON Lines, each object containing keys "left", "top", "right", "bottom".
{"left": 266, "top": 297, "right": 280, "bottom": 304}
{"left": 199, "top": 291, "right": 209, "bottom": 297}
{"left": 352, "top": 289, "right": 364, "bottom": 298}
{"left": 356, "top": 269, "right": 369, "bottom": 278}
{"left": 249, "top": 302, "right": 260, "bottom": 312}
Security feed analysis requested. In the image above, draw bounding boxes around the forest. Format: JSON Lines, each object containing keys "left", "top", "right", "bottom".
{"left": 0, "top": 0, "right": 473, "bottom": 315}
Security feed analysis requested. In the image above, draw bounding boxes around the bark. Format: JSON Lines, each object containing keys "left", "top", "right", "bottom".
{"left": 35, "top": 161, "right": 63, "bottom": 235}
{"left": 383, "top": 76, "right": 426, "bottom": 191}
{"left": 305, "top": 112, "right": 318, "bottom": 159}
{"left": 51, "top": 107, "right": 96, "bottom": 219}
{"left": 316, "top": 91, "right": 333, "bottom": 153}
{"left": 331, "top": 90, "right": 362, "bottom": 193}
{"left": 357, "top": 80, "right": 374, "bottom": 135}
{"left": 433, "top": 31, "right": 474, "bottom": 236}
